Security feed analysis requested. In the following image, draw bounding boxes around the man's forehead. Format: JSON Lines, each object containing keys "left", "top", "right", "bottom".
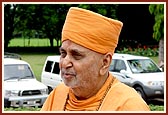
{"left": 61, "top": 40, "right": 89, "bottom": 52}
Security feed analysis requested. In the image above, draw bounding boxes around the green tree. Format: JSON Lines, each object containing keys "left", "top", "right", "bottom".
{"left": 14, "top": 4, "right": 39, "bottom": 46}
{"left": 41, "top": 4, "right": 74, "bottom": 47}
{"left": 4, "top": 4, "right": 74, "bottom": 48}
{"left": 149, "top": 4, "right": 164, "bottom": 70}
{"left": 4, "top": 4, "right": 118, "bottom": 48}
{"left": 78, "top": 4, "right": 118, "bottom": 19}
{"left": 4, "top": 4, "right": 18, "bottom": 49}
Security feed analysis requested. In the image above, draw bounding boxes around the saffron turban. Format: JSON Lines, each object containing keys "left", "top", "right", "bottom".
{"left": 62, "top": 7, "right": 123, "bottom": 54}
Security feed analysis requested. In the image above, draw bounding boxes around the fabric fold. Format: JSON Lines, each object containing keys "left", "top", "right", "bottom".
{"left": 62, "top": 7, "right": 123, "bottom": 54}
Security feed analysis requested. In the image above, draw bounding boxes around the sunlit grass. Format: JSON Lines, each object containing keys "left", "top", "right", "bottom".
{"left": 20, "top": 53, "right": 56, "bottom": 81}
{"left": 150, "top": 57, "right": 159, "bottom": 64}
{"left": 8, "top": 38, "right": 61, "bottom": 47}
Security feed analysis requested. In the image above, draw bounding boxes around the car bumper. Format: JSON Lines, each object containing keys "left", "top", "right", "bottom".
{"left": 143, "top": 86, "right": 164, "bottom": 98}
{"left": 4, "top": 94, "right": 48, "bottom": 107}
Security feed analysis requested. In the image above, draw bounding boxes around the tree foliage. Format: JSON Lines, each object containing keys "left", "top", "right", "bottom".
{"left": 4, "top": 4, "right": 17, "bottom": 48}
{"left": 4, "top": 4, "right": 119, "bottom": 48}
{"left": 149, "top": 4, "right": 164, "bottom": 68}
{"left": 78, "top": 4, "right": 118, "bottom": 19}
{"left": 149, "top": 4, "right": 164, "bottom": 41}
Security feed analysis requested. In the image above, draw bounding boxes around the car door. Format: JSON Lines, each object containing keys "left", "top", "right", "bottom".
{"left": 51, "top": 61, "right": 62, "bottom": 87}
{"left": 110, "top": 59, "right": 131, "bottom": 86}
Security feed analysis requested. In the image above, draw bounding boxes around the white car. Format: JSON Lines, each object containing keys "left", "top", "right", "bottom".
{"left": 3, "top": 57, "right": 48, "bottom": 108}
{"left": 41, "top": 55, "right": 62, "bottom": 94}
{"left": 110, "top": 53, "right": 164, "bottom": 101}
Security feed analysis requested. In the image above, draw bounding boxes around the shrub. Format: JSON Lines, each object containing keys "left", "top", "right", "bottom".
{"left": 116, "top": 47, "right": 158, "bottom": 57}
{"left": 149, "top": 104, "right": 164, "bottom": 111}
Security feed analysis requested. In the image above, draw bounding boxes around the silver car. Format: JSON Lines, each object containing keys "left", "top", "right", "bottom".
{"left": 109, "top": 53, "right": 164, "bottom": 101}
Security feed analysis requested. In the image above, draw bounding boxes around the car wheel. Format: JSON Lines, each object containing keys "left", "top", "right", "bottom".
{"left": 135, "top": 87, "right": 146, "bottom": 101}
{"left": 4, "top": 99, "right": 10, "bottom": 108}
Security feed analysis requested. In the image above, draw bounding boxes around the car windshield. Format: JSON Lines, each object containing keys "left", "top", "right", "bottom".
{"left": 127, "top": 59, "right": 162, "bottom": 73}
{"left": 4, "top": 64, "right": 34, "bottom": 81}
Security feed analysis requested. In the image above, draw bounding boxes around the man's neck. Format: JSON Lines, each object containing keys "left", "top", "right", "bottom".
{"left": 70, "top": 74, "right": 109, "bottom": 100}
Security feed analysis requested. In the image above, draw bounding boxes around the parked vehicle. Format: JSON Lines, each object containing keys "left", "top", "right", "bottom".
{"left": 110, "top": 53, "right": 164, "bottom": 101}
{"left": 110, "top": 53, "right": 165, "bottom": 100}
{"left": 4, "top": 53, "right": 48, "bottom": 108}
{"left": 41, "top": 55, "right": 62, "bottom": 94}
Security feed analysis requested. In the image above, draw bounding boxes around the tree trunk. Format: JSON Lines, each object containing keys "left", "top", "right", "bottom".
{"left": 56, "top": 39, "right": 60, "bottom": 47}
{"left": 49, "top": 38, "right": 53, "bottom": 48}
{"left": 158, "top": 38, "right": 164, "bottom": 71}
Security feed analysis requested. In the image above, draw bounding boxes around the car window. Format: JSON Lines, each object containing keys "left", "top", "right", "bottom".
{"left": 109, "top": 60, "right": 116, "bottom": 71}
{"left": 115, "top": 60, "right": 126, "bottom": 72}
{"left": 52, "top": 62, "right": 60, "bottom": 74}
{"left": 111, "top": 59, "right": 126, "bottom": 72}
{"left": 4, "top": 64, "right": 34, "bottom": 80}
{"left": 127, "top": 59, "right": 162, "bottom": 73}
{"left": 45, "top": 61, "right": 54, "bottom": 72}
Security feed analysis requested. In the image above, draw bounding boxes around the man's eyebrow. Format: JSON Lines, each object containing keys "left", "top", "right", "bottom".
{"left": 59, "top": 47, "right": 65, "bottom": 52}
{"left": 70, "top": 49, "right": 83, "bottom": 55}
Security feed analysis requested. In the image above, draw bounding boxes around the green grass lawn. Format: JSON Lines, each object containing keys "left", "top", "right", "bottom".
{"left": 20, "top": 53, "right": 56, "bottom": 81}
{"left": 8, "top": 38, "right": 61, "bottom": 47}
{"left": 150, "top": 56, "right": 159, "bottom": 64}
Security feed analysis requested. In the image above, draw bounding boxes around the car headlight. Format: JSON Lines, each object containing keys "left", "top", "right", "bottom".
{"left": 147, "top": 81, "right": 164, "bottom": 86}
{"left": 40, "top": 88, "right": 48, "bottom": 95}
{"left": 5, "top": 90, "right": 19, "bottom": 97}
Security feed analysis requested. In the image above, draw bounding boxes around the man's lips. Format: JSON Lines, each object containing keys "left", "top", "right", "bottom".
{"left": 62, "top": 72, "right": 76, "bottom": 79}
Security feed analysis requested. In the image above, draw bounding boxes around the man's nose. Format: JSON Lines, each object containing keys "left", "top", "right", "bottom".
{"left": 61, "top": 55, "right": 73, "bottom": 69}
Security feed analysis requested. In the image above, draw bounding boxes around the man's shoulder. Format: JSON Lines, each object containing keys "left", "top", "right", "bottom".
{"left": 41, "top": 83, "right": 69, "bottom": 111}
{"left": 47, "top": 83, "right": 69, "bottom": 100}
{"left": 110, "top": 76, "right": 138, "bottom": 96}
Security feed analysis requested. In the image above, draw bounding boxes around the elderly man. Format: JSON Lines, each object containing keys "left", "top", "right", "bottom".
{"left": 41, "top": 7, "right": 150, "bottom": 111}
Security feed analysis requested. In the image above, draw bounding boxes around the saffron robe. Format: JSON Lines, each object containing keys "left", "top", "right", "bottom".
{"left": 41, "top": 74, "right": 150, "bottom": 111}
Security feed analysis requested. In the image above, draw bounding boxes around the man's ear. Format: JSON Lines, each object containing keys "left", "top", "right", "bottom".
{"left": 99, "top": 53, "right": 112, "bottom": 76}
